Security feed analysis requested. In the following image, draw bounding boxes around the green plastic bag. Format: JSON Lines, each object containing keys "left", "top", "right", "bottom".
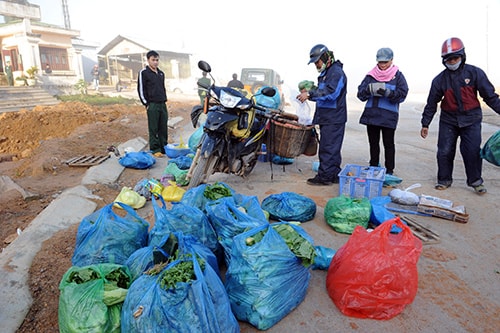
{"left": 480, "top": 130, "right": 500, "bottom": 166}
{"left": 163, "top": 162, "right": 189, "bottom": 186}
{"left": 58, "top": 264, "right": 131, "bottom": 333}
{"left": 324, "top": 195, "right": 371, "bottom": 234}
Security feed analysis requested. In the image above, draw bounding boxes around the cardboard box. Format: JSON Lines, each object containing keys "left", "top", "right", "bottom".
{"left": 417, "top": 194, "right": 469, "bottom": 223}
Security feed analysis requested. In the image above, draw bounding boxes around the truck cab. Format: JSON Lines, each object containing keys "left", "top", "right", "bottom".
{"left": 240, "top": 68, "right": 285, "bottom": 106}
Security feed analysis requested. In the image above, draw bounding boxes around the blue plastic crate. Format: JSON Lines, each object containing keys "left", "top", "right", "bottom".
{"left": 338, "top": 164, "right": 386, "bottom": 199}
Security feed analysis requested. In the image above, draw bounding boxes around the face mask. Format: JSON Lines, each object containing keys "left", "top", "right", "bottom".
{"left": 317, "top": 63, "right": 326, "bottom": 73}
{"left": 445, "top": 60, "right": 462, "bottom": 71}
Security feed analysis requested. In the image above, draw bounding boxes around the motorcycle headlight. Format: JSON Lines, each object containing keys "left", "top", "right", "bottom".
{"left": 219, "top": 89, "right": 242, "bottom": 108}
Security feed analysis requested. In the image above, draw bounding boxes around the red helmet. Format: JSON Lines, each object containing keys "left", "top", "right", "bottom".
{"left": 441, "top": 37, "right": 464, "bottom": 58}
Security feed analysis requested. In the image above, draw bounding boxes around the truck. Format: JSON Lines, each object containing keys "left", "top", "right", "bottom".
{"left": 240, "top": 68, "right": 285, "bottom": 107}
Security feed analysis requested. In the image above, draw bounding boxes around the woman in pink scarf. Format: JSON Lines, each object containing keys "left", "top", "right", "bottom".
{"left": 357, "top": 47, "right": 409, "bottom": 175}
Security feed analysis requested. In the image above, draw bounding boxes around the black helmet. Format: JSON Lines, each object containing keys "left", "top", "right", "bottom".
{"left": 308, "top": 44, "right": 329, "bottom": 64}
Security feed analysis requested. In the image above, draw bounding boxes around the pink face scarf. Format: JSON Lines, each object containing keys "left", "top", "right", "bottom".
{"left": 367, "top": 64, "right": 399, "bottom": 82}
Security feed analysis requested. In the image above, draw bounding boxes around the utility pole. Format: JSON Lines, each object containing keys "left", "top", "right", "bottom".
{"left": 62, "top": 0, "right": 70, "bottom": 29}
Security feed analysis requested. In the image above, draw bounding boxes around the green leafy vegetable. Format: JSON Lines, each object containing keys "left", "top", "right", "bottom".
{"left": 203, "top": 182, "right": 232, "bottom": 200}
{"left": 246, "top": 224, "right": 316, "bottom": 267}
{"left": 159, "top": 255, "right": 205, "bottom": 290}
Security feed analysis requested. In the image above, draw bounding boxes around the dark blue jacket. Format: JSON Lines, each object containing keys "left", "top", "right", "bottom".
{"left": 357, "top": 70, "right": 409, "bottom": 129}
{"left": 137, "top": 66, "right": 167, "bottom": 106}
{"left": 309, "top": 60, "right": 348, "bottom": 125}
{"left": 421, "top": 63, "right": 500, "bottom": 128}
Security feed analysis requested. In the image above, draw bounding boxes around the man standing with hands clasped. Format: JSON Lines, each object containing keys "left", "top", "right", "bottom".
{"left": 420, "top": 37, "right": 500, "bottom": 195}
{"left": 137, "top": 50, "right": 168, "bottom": 157}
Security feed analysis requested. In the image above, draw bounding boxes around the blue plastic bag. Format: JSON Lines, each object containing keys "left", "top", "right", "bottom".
{"left": 225, "top": 222, "right": 311, "bottom": 330}
{"left": 126, "top": 232, "right": 219, "bottom": 282}
{"left": 205, "top": 196, "right": 268, "bottom": 266}
{"left": 261, "top": 192, "right": 316, "bottom": 222}
{"left": 121, "top": 256, "right": 239, "bottom": 333}
{"left": 72, "top": 202, "right": 149, "bottom": 266}
{"left": 255, "top": 86, "right": 281, "bottom": 109}
{"left": 188, "top": 126, "right": 204, "bottom": 152}
{"left": 168, "top": 155, "right": 193, "bottom": 170}
{"left": 149, "top": 196, "right": 218, "bottom": 254}
{"left": 311, "top": 245, "right": 336, "bottom": 270}
{"left": 370, "top": 196, "right": 402, "bottom": 233}
{"left": 119, "top": 151, "right": 155, "bottom": 169}
{"left": 181, "top": 182, "right": 236, "bottom": 213}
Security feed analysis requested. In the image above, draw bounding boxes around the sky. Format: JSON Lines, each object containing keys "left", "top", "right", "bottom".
{"left": 26, "top": 0, "right": 500, "bottom": 94}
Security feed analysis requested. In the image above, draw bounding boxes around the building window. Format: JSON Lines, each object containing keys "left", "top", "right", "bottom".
{"left": 39, "top": 47, "right": 69, "bottom": 71}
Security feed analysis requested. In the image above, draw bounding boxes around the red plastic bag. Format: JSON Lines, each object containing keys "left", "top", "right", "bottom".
{"left": 326, "top": 217, "right": 422, "bottom": 320}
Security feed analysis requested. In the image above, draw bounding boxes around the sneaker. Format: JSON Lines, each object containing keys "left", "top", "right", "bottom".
{"left": 307, "top": 176, "right": 333, "bottom": 186}
{"left": 434, "top": 183, "right": 449, "bottom": 190}
{"left": 472, "top": 184, "right": 487, "bottom": 195}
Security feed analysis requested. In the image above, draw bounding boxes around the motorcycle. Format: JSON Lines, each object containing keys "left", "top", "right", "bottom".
{"left": 186, "top": 60, "right": 285, "bottom": 189}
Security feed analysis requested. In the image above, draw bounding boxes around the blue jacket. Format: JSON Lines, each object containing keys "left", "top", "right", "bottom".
{"left": 357, "top": 70, "right": 408, "bottom": 129}
{"left": 421, "top": 63, "right": 500, "bottom": 128}
{"left": 309, "top": 60, "right": 348, "bottom": 125}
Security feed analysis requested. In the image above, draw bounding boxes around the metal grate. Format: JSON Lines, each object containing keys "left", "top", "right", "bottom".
{"left": 65, "top": 155, "right": 109, "bottom": 167}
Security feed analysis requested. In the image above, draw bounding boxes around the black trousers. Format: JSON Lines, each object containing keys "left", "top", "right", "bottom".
{"left": 366, "top": 125, "right": 395, "bottom": 174}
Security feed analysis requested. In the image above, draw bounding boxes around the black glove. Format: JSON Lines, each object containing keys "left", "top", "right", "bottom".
{"left": 377, "top": 88, "right": 392, "bottom": 97}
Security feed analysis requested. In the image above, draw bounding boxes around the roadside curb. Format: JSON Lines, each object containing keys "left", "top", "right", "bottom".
{"left": 0, "top": 137, "right": 149, "bottom": 333}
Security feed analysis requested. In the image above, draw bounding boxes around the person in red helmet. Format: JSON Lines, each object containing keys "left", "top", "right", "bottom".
{"left": 420, "top": 37, "right": 500, "bottom": 195}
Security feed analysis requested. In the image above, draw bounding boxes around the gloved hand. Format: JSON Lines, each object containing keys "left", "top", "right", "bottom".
{"left": 368, "top": 82, "right": 386, "bottom": 96}
{"left": 376, "top": 88, "right": 392, "bottom": 97}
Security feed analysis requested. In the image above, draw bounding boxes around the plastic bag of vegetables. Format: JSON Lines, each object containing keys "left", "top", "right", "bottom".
{"left": 121, "top": 254, "right": 239, "bottom": 333}
{"left": 149, "top": 196, "right": 219, "bottom": 253}
{"left": 324, "top": 195, "right": 371, "bottom": 234}
{"left": 225, "top": 222, "right": 314, "bottom": 330}
{"left": 261, "top": 191, "right": 316, "bottom": 222}
{"left": 205, "top": 195, "right": 268, "bottom": 266}
{"left": 58, "top": 263, "right": 131, "bottom": 333}
{"left": 181, "top": 182, "right": 235, "bottom": 213}
{"left": 72, "top": 202, "right": 149, "bottom": 267}
{"left": 126, "top": 232, "right": 219, "bottom": 282}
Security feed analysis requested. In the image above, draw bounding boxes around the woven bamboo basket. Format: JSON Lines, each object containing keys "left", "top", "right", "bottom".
{"left": 270, "top": 120, "right": 314, "bottom": 158}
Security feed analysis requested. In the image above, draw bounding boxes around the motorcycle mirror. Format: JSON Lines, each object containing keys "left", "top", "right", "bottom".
{"left": 198, "top": 60, "right": 211, "bottom": 73}
{"left": 261, "top": 87, "right": 276, "bottom": 97}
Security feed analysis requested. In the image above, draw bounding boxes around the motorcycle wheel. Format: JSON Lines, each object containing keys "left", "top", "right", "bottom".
{"left": 187, "top": 151, "right": 218, "bottom": 190}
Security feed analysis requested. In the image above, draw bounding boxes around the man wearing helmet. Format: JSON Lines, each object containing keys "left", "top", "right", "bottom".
{"left": 420, "top": 37, "right": 500, "bottom": 195}
{"left": 297, "top": 44, "right": 348, "bottom": 185}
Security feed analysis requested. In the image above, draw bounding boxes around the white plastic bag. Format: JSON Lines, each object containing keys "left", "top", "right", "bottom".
{"left": 389, "top": 183, "right": 421, "bottom": 206}
{"left": 290, "top": 88, "right": 313, "bottom": 125}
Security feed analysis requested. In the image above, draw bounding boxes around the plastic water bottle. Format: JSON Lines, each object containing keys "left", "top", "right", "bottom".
{"left": 312, "top": 161, "right": 320, "bottom": 172}
{"left": 258, "top": 144, "right": 268, "bottom": 162}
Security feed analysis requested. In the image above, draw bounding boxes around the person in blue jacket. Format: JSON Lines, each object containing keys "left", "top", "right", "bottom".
{"left": 357, "top": 47, "right": 409, "bottom": 175}
{"left": 420, "top": 37, "right": 500, "bottom": 195}
{"left": 297, "top": 44, "right": 348, "bottom": 185}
